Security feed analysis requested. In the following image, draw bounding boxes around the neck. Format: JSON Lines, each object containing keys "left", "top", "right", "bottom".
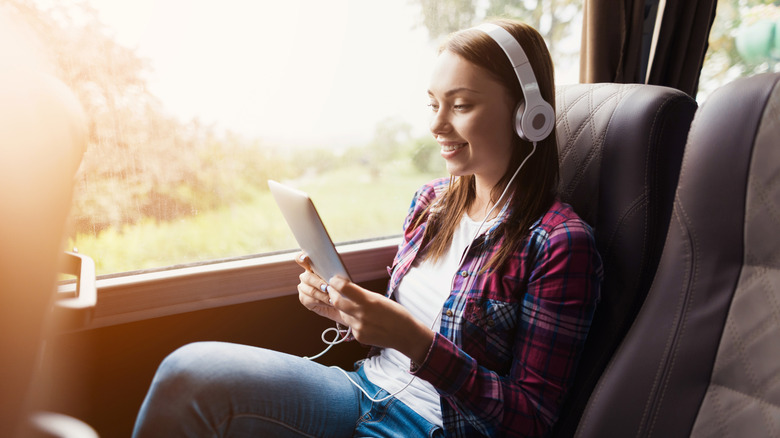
{"left": 468, "top": 176, "right": 501, "bottom": 221}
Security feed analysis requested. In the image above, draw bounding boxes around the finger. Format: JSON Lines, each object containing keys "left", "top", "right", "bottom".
{"left": 326, "top": 278, "right": 369, "bottom": 317}
{"left": 298, "top": 288, "right": 315, "bottom": 307}
{"left": 298, "top": 280, "right": 331, "bottom": 304}
{"left": 327, "top": 276, "right": 363, "bottom": 302}
{"left": 299, "top": 270, "right": 325, "bottom": 288}
{"left": 294, "top": 252, "right": 313, "bottom": 272}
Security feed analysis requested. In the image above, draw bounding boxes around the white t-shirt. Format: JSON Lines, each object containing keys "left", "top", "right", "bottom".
{"left": 362, "top": 213, "right": 496, "bottom": 427}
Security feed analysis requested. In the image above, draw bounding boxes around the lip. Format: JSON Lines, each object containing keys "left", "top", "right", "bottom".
{"left": 439, "top": 142, "right": 467, "bottom": 160}
{"left": 438, "top": 140, "right": 467, "bottom": 154}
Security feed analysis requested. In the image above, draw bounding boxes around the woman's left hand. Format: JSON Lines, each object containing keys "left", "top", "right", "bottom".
{"left": 326, "top": 276, "right": 434, "bottom": 365}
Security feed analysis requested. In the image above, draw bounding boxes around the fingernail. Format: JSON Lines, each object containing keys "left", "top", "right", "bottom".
{"left": 320, "top": 283, "right": 328, "bottom": 292}
{"left": 299, "top": 254, "right": 306, "bottom": 261}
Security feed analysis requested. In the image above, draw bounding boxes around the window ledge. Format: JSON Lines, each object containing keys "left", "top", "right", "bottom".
{"left": 79, "top": 237, "right": 400, "bottom": 329}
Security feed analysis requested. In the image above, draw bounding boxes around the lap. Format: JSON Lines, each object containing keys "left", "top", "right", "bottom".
{"left": 134, "top": 341, "right": 443, "bottom": 438}
{"left": 134, "top": 341, "right": 360, "bottom": 438}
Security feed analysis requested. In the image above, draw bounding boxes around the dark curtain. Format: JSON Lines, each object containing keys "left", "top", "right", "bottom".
{"left": 647, "top": 1, "right": 718, "bottom": 97}
{"left": 579, "top": 0, "right": 646, "bottom": 84}
{"left": 580, "top": 0, "right": 718, "bottom": 98}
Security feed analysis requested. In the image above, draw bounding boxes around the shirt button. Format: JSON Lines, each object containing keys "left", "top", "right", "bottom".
{"left": 460, "top": 271, "right": 469, "bottom": 277}
{"left": 446, "top": 310, "right": 453, "bottom": 317}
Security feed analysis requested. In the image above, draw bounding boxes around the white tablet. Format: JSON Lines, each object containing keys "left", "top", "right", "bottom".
{"left": 268, "top": 180, "right": 351, "bottom": 282}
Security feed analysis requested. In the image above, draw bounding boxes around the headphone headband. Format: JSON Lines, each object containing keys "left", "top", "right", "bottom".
{"left": 473, "top": 23, "right": 555, "bottom": 143}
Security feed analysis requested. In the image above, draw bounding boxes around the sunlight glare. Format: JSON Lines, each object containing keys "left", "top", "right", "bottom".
{"left": 86, "top": 0, "right": 436, "bottom": 149}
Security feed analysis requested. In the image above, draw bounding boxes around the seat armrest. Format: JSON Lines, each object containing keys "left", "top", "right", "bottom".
{"left": 55, "top": 252, "right": 97, "bottom": 331}
{"left": 28, "top": 411, "right": 99, "bottom": 438}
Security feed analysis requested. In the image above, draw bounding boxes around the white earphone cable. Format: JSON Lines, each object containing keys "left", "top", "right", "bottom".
{"left": 457, "top": 141, "right": 537, "bottom": 268}
{"left": 305, "top": 141, "right": 538, "bottom": 402}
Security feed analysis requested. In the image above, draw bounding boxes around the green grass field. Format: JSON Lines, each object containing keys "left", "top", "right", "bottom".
{"left": 70, "top": 164, "right": 440, "bottom": 275}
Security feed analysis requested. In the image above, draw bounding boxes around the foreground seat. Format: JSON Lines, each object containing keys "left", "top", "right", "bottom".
{"left": 0, "top": 67, "right": 97, "bottom": 437}
{"left": 574, "top": 72, "right": 780, "bottom": 437}
{"left": 551, "top": 83, "right": 697, "bottom": 436}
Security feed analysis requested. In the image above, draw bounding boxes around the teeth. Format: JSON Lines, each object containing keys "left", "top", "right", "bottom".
{"left": 442, "top": 143, "right": 467, "bottom": 152}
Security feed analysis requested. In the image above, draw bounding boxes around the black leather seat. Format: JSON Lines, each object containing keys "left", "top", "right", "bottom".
{"left": 551, "top": 83, "right": 697, "bottom": 436}
{"left": 573, "top": 72, "right": 780, "bottom": 437}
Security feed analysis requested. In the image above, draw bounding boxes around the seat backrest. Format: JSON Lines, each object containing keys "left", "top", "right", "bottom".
{"left": 573, "top": 72, "right": 780, "bottom": 437}
{"left": 0, "top": 67, "right": 89, "bottom": 437}
{"left": 551, "top": 83, "right": 697, "bottom": 436}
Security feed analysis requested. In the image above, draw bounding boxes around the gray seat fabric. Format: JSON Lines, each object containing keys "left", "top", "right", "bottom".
{"left": 573, "top": 72, "right": 780, "bottom": 437}
{"left": 551, "top": 83, "right": 697, "bottom": 436}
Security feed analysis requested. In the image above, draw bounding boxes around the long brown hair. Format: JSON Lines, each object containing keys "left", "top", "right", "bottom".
{"left": 416, "top": 19, "right": 559, "bottom": 271}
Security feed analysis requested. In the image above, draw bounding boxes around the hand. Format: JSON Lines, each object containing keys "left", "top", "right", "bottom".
{"left": 295, "top": 253, "right": 346, "bottom": 326}
{"left": 327, "top": 276, "right": 435, "bottom": 365}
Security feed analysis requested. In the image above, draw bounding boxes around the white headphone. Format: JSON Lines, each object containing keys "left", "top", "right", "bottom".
{"left": 474, "top": 23, "right": 555, "bottom": 143}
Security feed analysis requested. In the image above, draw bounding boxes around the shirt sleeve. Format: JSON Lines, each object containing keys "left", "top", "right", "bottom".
{"left": 411, "top": 219, "right": 602, "bottom": 437}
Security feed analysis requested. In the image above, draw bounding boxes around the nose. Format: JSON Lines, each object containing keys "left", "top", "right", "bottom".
{"left": 429, "top": 108, "right": 450, "bottom": 137}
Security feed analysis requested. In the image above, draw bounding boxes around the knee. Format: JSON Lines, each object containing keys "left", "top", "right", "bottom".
{"left": 148, "top": 342, "right": 225, "bottom": 400}
{"left": 158, "top": 342, "right": 217, "bottom": 375}
{"left": 134, "top": 342, "right": 227, "bottom": 436}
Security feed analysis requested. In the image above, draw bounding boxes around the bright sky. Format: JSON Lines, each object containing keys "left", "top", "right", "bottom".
{"left": 87, "top": 0, "right": 439, "bottom": 148}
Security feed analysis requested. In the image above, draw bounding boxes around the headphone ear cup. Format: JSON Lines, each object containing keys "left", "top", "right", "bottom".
{"left": 513, "top": 102, "right": 528, "bottom": 141}
{"left": 515, "top": 100, "right": 554, "bottom": 143}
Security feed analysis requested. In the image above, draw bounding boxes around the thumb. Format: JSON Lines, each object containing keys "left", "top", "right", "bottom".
{"left": 294, "top": 252, "right": 313, "bottom": 272}
{"left": 327, "top": 276, "right": 363, "bottom": 302}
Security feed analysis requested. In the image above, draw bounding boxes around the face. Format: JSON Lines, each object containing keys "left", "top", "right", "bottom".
{"left": 428, "top": 49, "right": 516, "bottom": 188}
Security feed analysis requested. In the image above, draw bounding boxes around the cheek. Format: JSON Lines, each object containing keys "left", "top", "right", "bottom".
{"left": 469, "top": 109, "right": 515, "bottom": 148}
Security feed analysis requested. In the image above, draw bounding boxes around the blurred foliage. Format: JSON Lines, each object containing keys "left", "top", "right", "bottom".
{"left": 3, "top": 0, "right": 297, "bottom": 234}
{"left": 410, "top": 136, "right": 442, "bottom": 174}
{"left": 418, "top": 0, "right": 477, "bottom": 39}
{"left": 694, "top": 0, "right": 779, "bottom": 100}
{"left": 482, "top": 0, "right": 581, "bottom": 56}
{"left": 70, "top": 165, "right": 436, "bottom": 274}
{"left": 416, "top": 0, "right": 780, "bottom": 102}
{"left": 4, "top": 0, "right": 444, "bottom": 244}
{"left": 414, "top": 0, "right": 582, "bottom": 66}
{"left": 15, "top": 0, "right": 776, "bottom": 273}
{"left": 364, "top": 117, "right": 414, "bottom": 180}
{"left": 0, "top": 0, "right": 436, "bottom": 273}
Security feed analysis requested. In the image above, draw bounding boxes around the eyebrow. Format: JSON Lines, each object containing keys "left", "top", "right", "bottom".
{"left": 427, "top": 87, "right": 482, "bottom": 97}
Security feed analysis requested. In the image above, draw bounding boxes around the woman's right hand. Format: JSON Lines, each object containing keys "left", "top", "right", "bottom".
{"left": 295, "top": 252, "right": 347, "bottom": 325}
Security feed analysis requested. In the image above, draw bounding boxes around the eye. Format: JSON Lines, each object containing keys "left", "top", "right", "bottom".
{"left": 428, "top": 102, "right": 439, "bottom": 112}
{"left": 453, "top": 104, "right": 471, "bottom": 111}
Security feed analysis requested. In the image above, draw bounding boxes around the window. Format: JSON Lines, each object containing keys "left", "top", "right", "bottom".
{"left": 698, "top": 0, "right": 780, "bottom": 102}
{"left": 11, "top": 0, "right": 582, "bottom": 276}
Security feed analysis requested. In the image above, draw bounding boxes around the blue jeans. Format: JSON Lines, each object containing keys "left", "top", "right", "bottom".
{"left": 132, "top": 341, "right": 444, "bottom": 437}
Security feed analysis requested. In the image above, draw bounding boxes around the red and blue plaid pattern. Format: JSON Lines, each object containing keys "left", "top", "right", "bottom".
{"left": 386, "top": 178, "right": 602, "bottom": 437}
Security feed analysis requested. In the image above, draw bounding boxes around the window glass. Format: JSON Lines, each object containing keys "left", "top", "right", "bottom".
{"left": 698, "top": 0, "right": 780, "bottom": 102}
{"left": 9, "top": 0, "right": 581, "bottom": 275}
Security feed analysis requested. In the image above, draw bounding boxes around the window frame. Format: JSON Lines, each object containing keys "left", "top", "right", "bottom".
{"left": 61, "top": 237, "right": 399, "bottom": 329}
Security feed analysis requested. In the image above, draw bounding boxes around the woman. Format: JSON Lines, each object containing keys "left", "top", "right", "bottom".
{"left": 133, "top": 19, "right": 601, "bottom": 437}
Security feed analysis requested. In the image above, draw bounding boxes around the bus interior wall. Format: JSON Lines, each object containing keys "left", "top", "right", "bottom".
{"left": 39, "top": 279, "right": 382, "bottom": 438}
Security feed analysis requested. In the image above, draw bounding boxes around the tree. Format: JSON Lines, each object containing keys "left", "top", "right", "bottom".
{"left": 413, "top": 0, "right": 582, "bottom": 67}
{"left": 2, "top": 0, "right": 291, "bottom": 234}
{"left": 699, "top": 0, "right": 780, "bottom": 100}
{"left": 364, "top": 117, "right": 413, "bottom": 179}
{"left": 418, "top": 0, "right": 477, "bottom": 39}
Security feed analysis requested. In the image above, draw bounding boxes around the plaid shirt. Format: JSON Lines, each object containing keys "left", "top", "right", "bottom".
{"left": 385, "top": 178, "right": 602, "bottom": 437}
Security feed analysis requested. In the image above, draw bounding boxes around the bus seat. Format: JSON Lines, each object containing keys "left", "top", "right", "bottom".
{"left": 551, "top": 83, "right": 697, "bottom": 436}
{"left": 0, "top": 67, "right": 97, "bottom": 437}
{"left": 573, "top": 72, "right": 780, "bottom": 437}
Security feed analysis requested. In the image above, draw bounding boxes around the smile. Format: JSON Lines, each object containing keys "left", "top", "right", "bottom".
{"left": 440, "top": 142, "right": 467, "bottom": 152}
